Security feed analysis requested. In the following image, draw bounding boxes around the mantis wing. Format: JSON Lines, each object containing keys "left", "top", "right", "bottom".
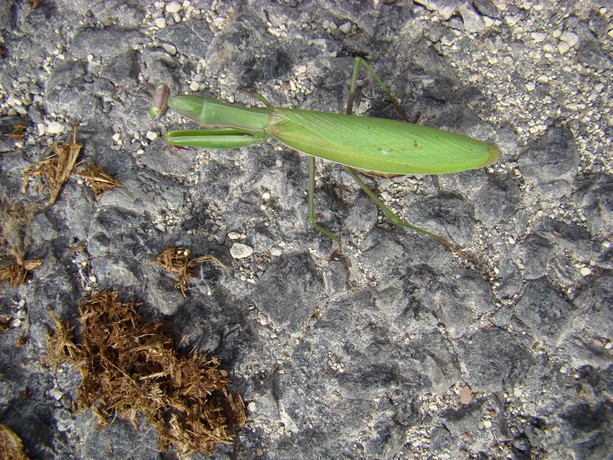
{"left": 268, "top": 108, "right": 499, "bottom": 175}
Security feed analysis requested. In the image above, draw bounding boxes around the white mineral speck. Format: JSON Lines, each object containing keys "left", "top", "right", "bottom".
{"left": 165, "top": 1, "right": 182, "bottom": 13}
{"left": 227, "top": 232, "right": 242, "bottom": 240}
{"left": 46, "top": 122, "right": 64, "bottom": 134}
{"left": 230, "top": 243, "right": 253, "bottom": 259}
{"left": 559, "top": 32, "right": 579, "bottom": 47}
{"left": 558, "top": 41, "right": 570, "bottom": 54}
{"left": 339, "top": 22, "right": 352, "bottom": 34}
{"left": 162, "top": 43, "right": 177, "bottom": 55}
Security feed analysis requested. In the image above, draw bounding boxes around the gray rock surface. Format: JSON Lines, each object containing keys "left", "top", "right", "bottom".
{"left": 0, "top": 1, "right": 610, "bottom": 459}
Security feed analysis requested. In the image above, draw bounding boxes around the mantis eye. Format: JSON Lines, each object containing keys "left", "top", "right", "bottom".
{"left": 150, "top": 84, "right": 171, "bottom": 119}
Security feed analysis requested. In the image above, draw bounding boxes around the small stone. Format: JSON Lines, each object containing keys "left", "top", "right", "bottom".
{"left": 559, "top": 32, "right": 579, "bottom": 47}
{"left": 154, "top": 17, "right": 167, "bottom": 28}
{"left": 162, "top": 43, "right": 177, "bottom": 55}
{"left": 230, "top": 243, "right": 254, "bottom": 259}
{"left": 308, "top": 38, "right": 327, "bottom": 48}
{"left": 165, "top": 1, "right": 182, "bottom": 13}
{"left": 46, "top": 121, "right": 64, "bottom": 134}
{"left": 459, "top": 385, "right": 472, "bottom": 405}
{"left": 338, "top": 22, "right": 352, "bottom": 34}
{"left": 557, "top": 41, "right": 570, "bottom": 54}
{"left": 227, "top": 231, "right": 242, "bottom": 240}
{"left": 146, "top": 131, "right": 158, "bottom": 141}
{"left": 459, "top": 4, "right": 484, "bottom": 33}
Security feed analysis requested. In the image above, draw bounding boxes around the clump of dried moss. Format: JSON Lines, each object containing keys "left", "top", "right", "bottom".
{"left": 47, "top": 291, "right": 245, "bottom": 456}
{"left": 0, "top": 423, "right": 29, "bottom": 460}
{"left": 0, "top": 259, "right": 41, "bottom": 287}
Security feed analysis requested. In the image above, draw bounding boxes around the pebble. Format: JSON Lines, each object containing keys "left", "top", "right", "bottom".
{"left": 230, "top": 243, "right": 254, "bottom": 259}
{"left": 338, "top": 22, "right": 352, "bottom": 34}
{"left": 459, "top": 385, "right": 472, "bottom": 405}
{"left": 559, "top": 32, "right": 579, "bottom": 47}
{"left": 165, "top": 1, "right": 182, "bottom": 13}
{"left": 543, "top": 43, "right": 555, "bottom": 53}
{"left": 162, "top": 43, "right": 177, "bottom": 55}
{"left": 49, "top": 389, "right": 64, "bottom": 400}
{"left": 558, "top": 42, "right": 570, "bottom": 54}
{"left": 459, "top": 4, "right": 484, "bottom": 33}
{"left": 47, "top": 121, "right": 64, "bottom": 134}
{"left": 227, "top": 231, "right": 242, "bottom": 240}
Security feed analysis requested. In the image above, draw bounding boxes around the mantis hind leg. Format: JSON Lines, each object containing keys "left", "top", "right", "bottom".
{"left": 344, "top": 166, "right": 473, "bottom": 261}
{"left": 345, "top": 58, "right": 471, "bottom": 259}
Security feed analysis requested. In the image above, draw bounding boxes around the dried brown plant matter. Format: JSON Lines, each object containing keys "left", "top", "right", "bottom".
{"left": 77, "top": 164, "right": 122, "bottom": 200}
{"left": 157, "top": 246, "right": 226, "bottom": 296}
{"left": 0, "top": 423, "right": 29, "bottom": 460}
{"left": 22, "top": 121, "right": 82, "bottom": 205}
{"left": 46, "top": 291, "right": 245, "bottom": 455}
{"left": 0, "top": 199, "right": 43, "bottom": 287}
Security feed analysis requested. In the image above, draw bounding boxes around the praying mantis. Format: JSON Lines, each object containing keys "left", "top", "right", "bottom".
{"left": 152, "top": 58, "right": 500, "bottom": 256}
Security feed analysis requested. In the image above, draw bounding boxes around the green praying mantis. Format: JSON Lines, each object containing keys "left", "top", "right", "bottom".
{"left": 151, "top": 58, "right": 500, "bottom": 256}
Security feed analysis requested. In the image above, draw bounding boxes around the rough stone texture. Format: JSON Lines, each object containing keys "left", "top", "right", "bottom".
{"left": 0, "top": 1, "right": 611, "bottom": 459}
